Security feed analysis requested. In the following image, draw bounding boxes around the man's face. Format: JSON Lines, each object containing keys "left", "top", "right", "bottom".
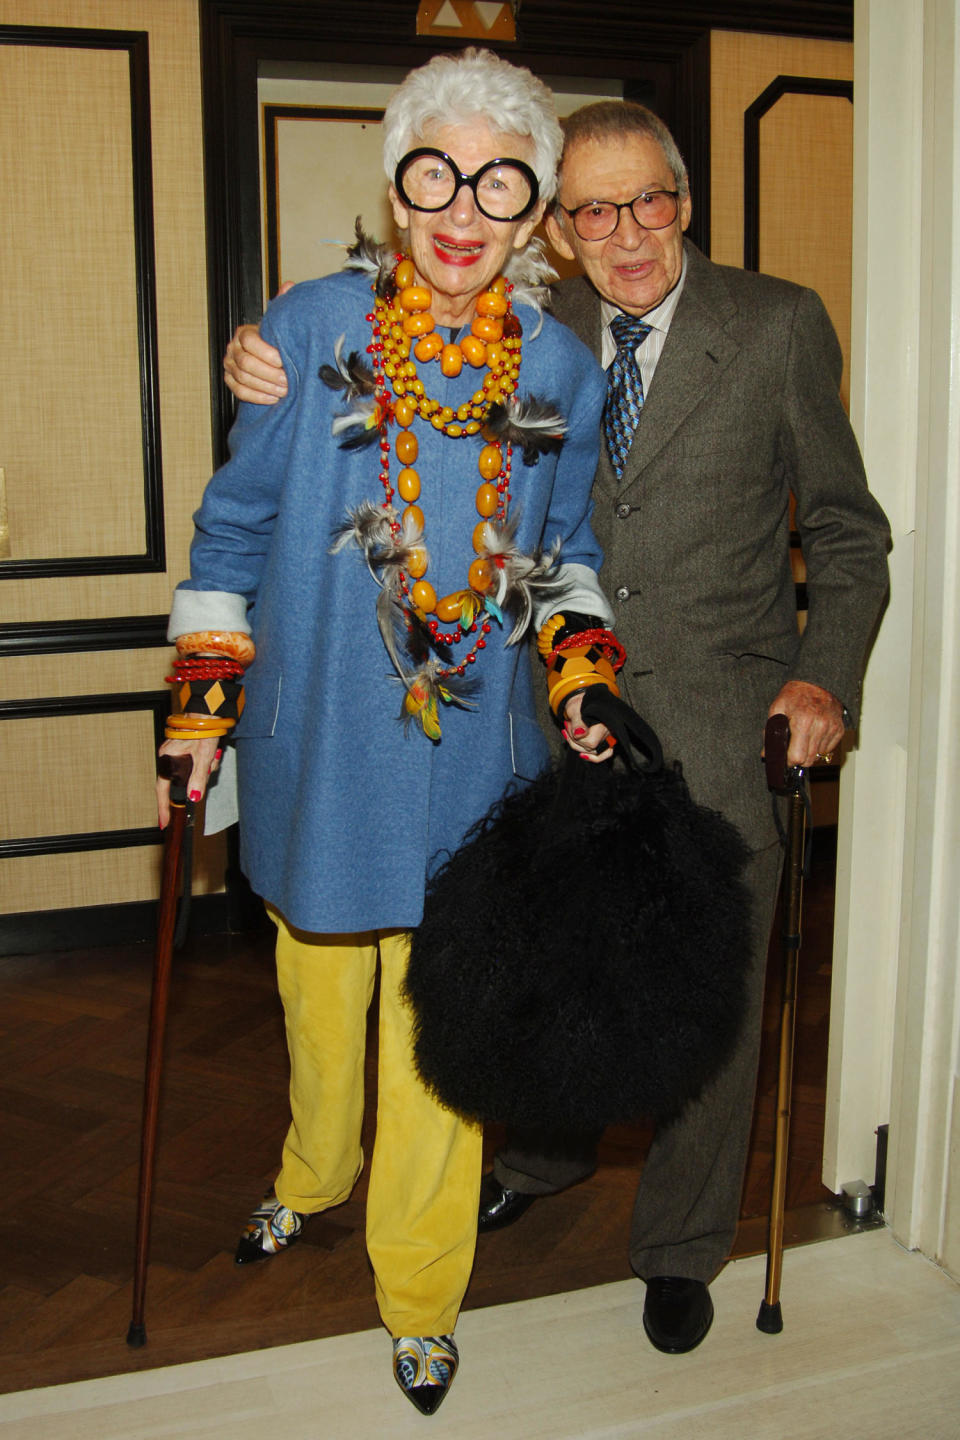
{"left": 545, "top": 132, "right": 691, "bottom": 316}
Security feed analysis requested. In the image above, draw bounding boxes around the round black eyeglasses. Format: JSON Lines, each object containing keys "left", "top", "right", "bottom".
{"left": 395, "top": 148, "right": 540, "bottom": 223}
{"left": 558, "top": 190, "right": 680, "bottom": 241}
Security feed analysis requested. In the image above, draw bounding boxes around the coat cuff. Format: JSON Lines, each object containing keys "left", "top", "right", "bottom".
{"left": 532, "top": 563, "right": 613, "bottom": 631}
{"left": 167, "top": 589, "right": 251, "bottom": 643}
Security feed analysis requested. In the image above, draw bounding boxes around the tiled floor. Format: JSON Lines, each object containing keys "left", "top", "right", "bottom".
{"left": 1, "top": 1229, "right": 957, "bottom": 1439}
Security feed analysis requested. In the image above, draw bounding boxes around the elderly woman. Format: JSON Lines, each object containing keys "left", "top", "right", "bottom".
{"left": 158, "top": 48, "right": 617, "bottom": 1414}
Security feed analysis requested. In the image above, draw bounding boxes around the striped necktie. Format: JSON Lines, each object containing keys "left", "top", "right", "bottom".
{"left": 603, "top": 314, "right": 652, "bottom": 477}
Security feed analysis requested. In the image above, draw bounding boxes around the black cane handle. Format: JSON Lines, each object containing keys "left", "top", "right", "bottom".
{"left": 156, "top": 752, "right": 193, "bottom": 806}
{"left": 764, "top": 713, "right": 804, "bottom": 795}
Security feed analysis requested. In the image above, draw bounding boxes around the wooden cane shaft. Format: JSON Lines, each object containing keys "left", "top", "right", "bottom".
{"left": 129, "top": 799, "right": 187, "bottom": 1338}
{"left": 763, "top": 790, "right": 805, "bottom": 1308}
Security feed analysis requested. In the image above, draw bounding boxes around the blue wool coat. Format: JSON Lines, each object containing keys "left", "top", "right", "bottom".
{"left": 176, "top": 268, "right": 607, "bottom": 933}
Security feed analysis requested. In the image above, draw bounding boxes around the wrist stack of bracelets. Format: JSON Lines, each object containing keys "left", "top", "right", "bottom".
{"left": 537, "top": 612, "right": 626, "bottom": 716}
{"left": 163, "top": 630, "right": 255, "bottom": 741}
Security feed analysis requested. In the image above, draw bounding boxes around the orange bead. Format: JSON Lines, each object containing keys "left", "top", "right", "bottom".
{"left": 468, "top": 557, "right": 493, "bottom": 592}
{"left": 476, "top": 291, "right": 508, "bottom": 317}
{"left": 394, "top": 398, "right": 417, "bottom": 428}
{"left": 402, "top": 504, "right": 424, "bottom": 534}
{"left": 411, "top": 580, "right": 437, "bottom": 613}
{"left": 485, "top": 342, "right": 505, "bottom": 369}
{"left": 476, "top": 483, "right": 499, "bottom": 517}
{"left": 406, "top": 546, "right": 428, "bottom": 578}
{"left": 490, "top": 275, "right": 508, "bottom": 295}
{"left": 395, "top": 259, "right": 416, "bottom": 289}
{"left": 397, "top": 466, "right": 420, "bottom": 501}
{"left": 399, "top": 285, "right": 431, "bottom": 311}
{"left": 473, "top": 519, "right": 495, "bottom": 552}
{"left": 402, "top": 311, "right": 435, "bottom": 337}
{"left": 436, "top": 592, "right": 465, "bottom": 623}
{"left": 471, "top": 315, "right": 503, "bottom": 342}
{"left": 396, "top": 431, "right": 419, "bottom": 464}
{"left": 414, "top": 333, "right": 444, "bottom": 362}
{"left": 440, "top": 343, "right": 463, "bottom": 377}
{"left": 460, "top": 334, "right": 487, "bottom": 367}
{"left": 478, "top": 444, "right": 502, "bottom": 479}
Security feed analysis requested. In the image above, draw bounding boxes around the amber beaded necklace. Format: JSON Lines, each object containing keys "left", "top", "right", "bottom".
{"left": 363, "top": 255, "right": 527, "bottom": 734}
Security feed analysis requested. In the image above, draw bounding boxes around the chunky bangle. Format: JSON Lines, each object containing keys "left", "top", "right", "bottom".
{"left": 164, "top": 712, "right": 235, "bottom": 740}
{"left": 175, "top": 630, "right": 256, "bottom": 666}
{"left": 545, "top": 643, "right": 621, "bottom": 716}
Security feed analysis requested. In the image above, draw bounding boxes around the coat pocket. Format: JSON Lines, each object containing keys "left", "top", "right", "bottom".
{"left": 509, "top": 708, "right": 550, "bottom": 782}
{"left": 233, "top": 664, "right": 282, "bottom": 739}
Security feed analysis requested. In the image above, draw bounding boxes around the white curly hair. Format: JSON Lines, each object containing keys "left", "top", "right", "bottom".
{"left": 382, "top": 48, "right": 563, "bottom": 203}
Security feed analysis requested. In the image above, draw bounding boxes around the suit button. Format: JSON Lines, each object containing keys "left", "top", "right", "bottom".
{"left": 615, "top": 503, "right": 632, "bottom": 519}
{"left": 615, "top": 586, "right": 630, "bottom": 603}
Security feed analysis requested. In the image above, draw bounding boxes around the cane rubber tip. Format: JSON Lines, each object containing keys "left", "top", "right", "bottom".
{"left": 756, "top": 1300, "right": 783, "bottom": 1334}
{"left": 126, "top": 1321, "right": 147, "bottom": 1348}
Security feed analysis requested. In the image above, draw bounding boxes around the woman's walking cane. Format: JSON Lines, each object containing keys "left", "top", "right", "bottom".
{"left": 126, "top": 751, "right": 194, "bottom": 1348}
{"left": 127, "top": 656, "right": 243, "bottom": 1348}
{"left": 757, "top": 711, "right": 809, "bottom": 1335}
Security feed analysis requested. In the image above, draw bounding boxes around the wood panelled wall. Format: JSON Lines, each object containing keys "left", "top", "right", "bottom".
{"left": 0, "top": 1, "right": 225, "bottom": 936}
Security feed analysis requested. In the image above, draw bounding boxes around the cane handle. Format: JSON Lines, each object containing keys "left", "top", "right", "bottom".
{"left": 764, "top": 713, "right": 804, "bottom": 795}
{"left": 156, "top": 752, "right": 193, "bottom": 807}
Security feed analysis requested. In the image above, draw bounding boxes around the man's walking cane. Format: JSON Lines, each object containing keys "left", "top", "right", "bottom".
{"left": 756, "top": 711, "right": 809, "bottom": 1335}
{"left": 127, "top": 654, "right": 244, "bottom": 1348}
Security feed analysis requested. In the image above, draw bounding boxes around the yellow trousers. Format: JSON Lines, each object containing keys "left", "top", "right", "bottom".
{"left": 269, "top": 912, "right": 482, "bottom": 1337}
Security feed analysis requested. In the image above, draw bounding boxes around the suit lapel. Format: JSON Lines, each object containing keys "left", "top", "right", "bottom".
{"left": 616, "top": 244, "right": 741, "bottom": 493}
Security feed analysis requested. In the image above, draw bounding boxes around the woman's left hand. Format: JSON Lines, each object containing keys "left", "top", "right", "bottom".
{"left": 561, "top": 690, "right": 615, "bottom": 763}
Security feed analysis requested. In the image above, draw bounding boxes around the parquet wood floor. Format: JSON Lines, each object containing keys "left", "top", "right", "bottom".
{"left": 0, "top": 832, "right": 840, "bottom": 1397}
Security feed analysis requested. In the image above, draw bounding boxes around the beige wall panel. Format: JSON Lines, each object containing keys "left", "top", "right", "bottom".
{"left": 0, "top": 0, "right": 212, "bottom": 627}
{"left": 759, "top": 92, "right": 853, "bottom": 406}
{"left": 0, "top": 44, "right": 143, "bottom": 563}
{"left": 0, "top": 1, "right": 217, "bottom": 915}
{"left": 0, "top": 647, "right": 171, "bottom": 702}
{"left": 1, "top": 829, "right": 227, "bottom": 914}
{"left": 709, "top": 32, "right": 854, "bottom": 408}
{"left": 710, "top": 30, "right": 853, "bottom": 264}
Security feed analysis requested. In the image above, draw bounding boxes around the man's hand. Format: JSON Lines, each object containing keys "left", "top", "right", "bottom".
{"left": 223, "top": 281, "right": 294, "bottom": 403}
{"left": 766, "top": 680, "right": 845, "bottom": 768}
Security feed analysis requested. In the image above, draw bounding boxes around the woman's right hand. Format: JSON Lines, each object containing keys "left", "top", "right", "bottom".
{"left": 223, "top": 282, "right": 295, "bottom": 403}
{"left": 156, "top": 736, "right": 222, "bottom": 829}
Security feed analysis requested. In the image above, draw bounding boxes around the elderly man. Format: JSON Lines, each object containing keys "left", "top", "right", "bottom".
{"left": 223, "top": 99, "right": 890, "bottom": 1356}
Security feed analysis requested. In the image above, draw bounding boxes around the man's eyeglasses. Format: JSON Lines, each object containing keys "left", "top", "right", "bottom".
{"left": 557, "top": 190, "right": 680, "bottom": 241}
{"left": 394, "top": 148, "right": 540, "bottom": 223}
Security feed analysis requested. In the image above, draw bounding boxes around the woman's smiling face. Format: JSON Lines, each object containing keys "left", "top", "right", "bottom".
{"left": 389, "top": 120, "right": 545, "bottom": 327}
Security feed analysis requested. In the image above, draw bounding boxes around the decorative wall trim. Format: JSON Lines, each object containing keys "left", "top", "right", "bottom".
{"left": 262, "top": 104, "right": 385, "bottom": 298}
{"left": 743, "top": 74, "right": 853, "bottom": 272}
{"left": 0, "top": 24, "right": 164, "bottom": 579}
{"left": 0, "top": 691, "right": 168, "bottom": 859}
{"left": 0, "top": 616, "right": 169, "bottom": 658}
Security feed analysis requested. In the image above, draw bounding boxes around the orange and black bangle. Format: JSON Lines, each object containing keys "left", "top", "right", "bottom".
{"left": 537, "top": 612, "right": 626, "bottom": 717}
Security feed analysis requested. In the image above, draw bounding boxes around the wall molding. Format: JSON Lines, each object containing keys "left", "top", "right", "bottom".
{"left": 0, "top": 24, "right": 164, "bottom": 579}
{"left": 0, "top": 616, "right": 169, "bottom": 658}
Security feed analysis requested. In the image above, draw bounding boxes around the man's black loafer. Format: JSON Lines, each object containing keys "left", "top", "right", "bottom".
{"left": 477, "top": 1173, "right": 538, "bottom": 1233}
{"left": 642, "top": 1276, "right": 714, "bottom": 1353}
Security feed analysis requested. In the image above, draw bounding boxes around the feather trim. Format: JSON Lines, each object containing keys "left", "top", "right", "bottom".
{"left": 503, "top": 239, "right": 557, "bottom": 336}
{"left": 343, "top": 218, "right": 396, "bottom": 297}
{"left": 398, "top": 661, "right": 480, "bottom": 740}
{"left": 319, "top": 333, "right": 375, "bottom": 401}
{"left": 485, "top": 395, "right": 567, "bottom": 465}
{"left": 482, "top": 520, "right": 564, "bottom": 643}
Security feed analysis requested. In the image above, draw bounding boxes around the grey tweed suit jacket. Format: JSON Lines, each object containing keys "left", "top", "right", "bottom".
{"left": 552, "top": 241, "right": 890, "bottom": 849}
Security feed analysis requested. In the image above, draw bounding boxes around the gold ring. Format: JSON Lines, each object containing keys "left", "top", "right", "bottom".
{"left": 816, "top": 751, "right": 833, "bottom": 763}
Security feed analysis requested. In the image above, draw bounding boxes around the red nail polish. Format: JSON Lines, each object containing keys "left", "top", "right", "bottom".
{"left": 189, "top": 789, "right": 202, "bottom": 802}
{"left": 573, "top": 727, "right": 586, "bottom": 738}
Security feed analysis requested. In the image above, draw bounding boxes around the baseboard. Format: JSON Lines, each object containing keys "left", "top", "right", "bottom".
{"left": 0, "top": 893, "right": 239, "bottom": 957}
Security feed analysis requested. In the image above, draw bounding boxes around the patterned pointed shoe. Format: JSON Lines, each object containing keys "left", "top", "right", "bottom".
{"left": 234, "top": 1189, "right": 307, "bottom": 1265}
{"left": 392, "top": 1334, "right": 459, "bottom": 1415}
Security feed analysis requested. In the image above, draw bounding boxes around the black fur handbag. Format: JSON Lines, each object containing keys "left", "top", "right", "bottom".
{"left": 405, "top": 688, "right": 754, "bottom": 1132}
